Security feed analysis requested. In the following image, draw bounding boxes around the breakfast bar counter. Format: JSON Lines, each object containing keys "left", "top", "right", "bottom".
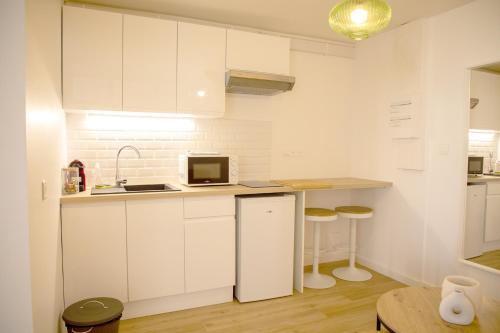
{"left": 272, "top": 177, "right": 392, "bottom": 190}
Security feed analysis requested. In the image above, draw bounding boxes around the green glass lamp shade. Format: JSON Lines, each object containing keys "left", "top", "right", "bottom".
{"left": 329, "top": 0, "right": 392, "bottom": 41}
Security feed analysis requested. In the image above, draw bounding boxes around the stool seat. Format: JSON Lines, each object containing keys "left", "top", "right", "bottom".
{"left": 335, "top": 206, "right": 373, "bottom": 219}
{"left": 305, "top": 208, "right": 337, "bottom": 222}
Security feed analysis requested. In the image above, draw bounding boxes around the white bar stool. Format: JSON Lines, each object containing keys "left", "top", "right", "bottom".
{"left": 332, "top": 206, "right": 373, "bottom": 282}
{"left": 304, "top": 208, "right": 337, "bottom": 289}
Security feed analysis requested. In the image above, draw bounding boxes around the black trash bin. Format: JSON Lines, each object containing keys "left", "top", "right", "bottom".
{"left": 62, "top": 297, "right": 123, "bottom": 333}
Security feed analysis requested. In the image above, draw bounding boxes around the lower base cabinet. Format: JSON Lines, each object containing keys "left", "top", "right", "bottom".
{"left": 126, "top": 198, "right": 184, "bottom": 301}
{"left": 185, "top": 216, "right": 235, "bottom": 293}
{"left": 61, "top": 195, "right": 236, "bottom": 309}
{"left": 485, "top": 195, "right": 500, "bottom": 242}
{"left": 62, "top": 202, "right": 128, "bottom": 306}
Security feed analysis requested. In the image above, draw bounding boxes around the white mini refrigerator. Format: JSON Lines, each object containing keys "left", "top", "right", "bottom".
{"left": 235, "top": 194, "right": 295, "bottom": 302}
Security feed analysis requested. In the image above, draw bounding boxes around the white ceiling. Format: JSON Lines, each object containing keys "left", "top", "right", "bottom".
{"left": 69, "top": 0, "right": 474, "bottom": 43}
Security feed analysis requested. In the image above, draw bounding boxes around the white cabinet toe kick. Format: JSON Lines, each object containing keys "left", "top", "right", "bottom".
{"left": 122, "top": 286, "right": 234, "bottom": 320}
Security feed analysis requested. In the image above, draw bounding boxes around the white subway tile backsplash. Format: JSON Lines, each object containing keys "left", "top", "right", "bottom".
{"left": 468, "top": 130, "right": 499, "bottom": 173}
{"left": 65, "top": 113, "right": 272, "bottom": 186}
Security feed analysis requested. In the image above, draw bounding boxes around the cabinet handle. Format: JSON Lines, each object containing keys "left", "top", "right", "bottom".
{"left": 267, "top": 210, "right": 273, "bottom": 213}
{"left": 72, "top": 328, "right": 93, "bottom": 333}
{"left": 79, "top": 300, "right": 108, "bottom": 309}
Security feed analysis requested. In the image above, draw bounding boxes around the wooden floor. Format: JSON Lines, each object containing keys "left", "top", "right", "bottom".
{"left": 468, "top": 249, "right": 500, "bottom": 270}
{"left": 119, "top": 261, "right": 404, "bottom": 333}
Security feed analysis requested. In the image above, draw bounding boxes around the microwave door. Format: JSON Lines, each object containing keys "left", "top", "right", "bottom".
{"left": 188, "top": 157, "right": 229, "bottom": 184}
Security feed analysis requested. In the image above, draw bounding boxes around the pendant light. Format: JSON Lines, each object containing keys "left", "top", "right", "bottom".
{"left": 328, "top": 0, "right": 392, "bottom": 41}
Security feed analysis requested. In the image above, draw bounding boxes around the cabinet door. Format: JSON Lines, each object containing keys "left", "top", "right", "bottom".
{"left": 62, "top": 202, "right": 127, "bottom": 306}
{"left": 126, "top": 199, "right": 184, "bottom": 301}
{"left": 185, "top": 216, "right": 235, "bottom": 292}
{"left": 63, "top": 6, "right": 122, "bottom": 110}
{"left": 464, "top": 185, "right": 486, "bottom": 258}
{"left": 177, "top": 22, "right": 226, "bottom": 117}
{"left": 485, "top": 195, "right": 500, "bottom": 242}
{"left": 226, "top": 29, "right": 290, "bottom": 75}
{"left": 123, "top": 15, "right": 177, "bottom": 112}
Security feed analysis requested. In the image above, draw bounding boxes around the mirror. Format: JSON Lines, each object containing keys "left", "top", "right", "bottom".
{"left": 464, "top": 62, "right": 500, "bottom": 272}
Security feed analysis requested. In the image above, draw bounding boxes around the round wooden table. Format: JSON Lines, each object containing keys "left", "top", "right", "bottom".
{"left": 376, "top": 287, "right": 500, "bottom": 333}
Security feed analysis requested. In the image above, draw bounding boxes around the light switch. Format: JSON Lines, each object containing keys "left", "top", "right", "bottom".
{"left": 438, "top": 144, "right": 450, "bottom": 156}
{"left": 41, "top": 180, "right": 47, "bottom": 201}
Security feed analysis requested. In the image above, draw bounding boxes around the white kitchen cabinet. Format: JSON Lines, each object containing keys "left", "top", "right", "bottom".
{"left": 485, "top": 195, "right": 500, "bottom": 242}
{"left": 123, "top": 15, "right": 177, "bottom": 113}
{"left": 126, "top": 199, "right": 184, "bottom": 301}
{"left": 185, "top": 216, "right": 235, "bottom": 293}
{"left": 177, "top": 22, "right": 226, "bottom": 117}
{"left": 61, "top": 202, "right": 128, "bottom": 306}
{"left": 63, "top": 6, "right": 123, "bottom": 110}
{"left": 184, "top": 195, "right": 235, "bottom": 219}
{"left": 226, "top": 29, "right": 290, "bottom": 75}
{"left": 464, "top": 184, "right": 486, "bottom": 259}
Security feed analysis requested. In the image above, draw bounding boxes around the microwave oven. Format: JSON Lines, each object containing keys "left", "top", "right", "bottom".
{"left": 179, "top": 153, "right": 238, "bottom": 186}
{"left": 468, "top": 156, "right": 484, "bottom": 175}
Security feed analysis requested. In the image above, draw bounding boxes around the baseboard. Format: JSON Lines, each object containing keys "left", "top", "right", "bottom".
{"left": 122, "top": 286, "right": 234, "bottom": 319}
{"left": 356, "top": 255, "right": 429, "bottom": 287}
{"left": 303, "top": 248, "right": 348, "bottom": 266}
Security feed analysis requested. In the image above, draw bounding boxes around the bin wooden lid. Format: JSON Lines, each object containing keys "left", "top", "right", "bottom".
{"left": 63, "top": 297, "right": 123, "bottom": 326}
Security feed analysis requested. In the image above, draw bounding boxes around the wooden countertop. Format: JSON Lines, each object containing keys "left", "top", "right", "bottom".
{"left": 60, "top": 177, "right": 392, "bottom": 204}
{"left": 60, "top": 183, "right": 295, "bottom": 204}
{"left": 468, "top": 175, "right": 500, "bottom": 183}
{"left": 272, "top": 177, "right": 392, "bottom": 190}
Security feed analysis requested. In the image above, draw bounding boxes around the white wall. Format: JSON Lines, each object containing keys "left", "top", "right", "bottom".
{"left": 226, "top": 50, "right": 353, "bottom": 179}
{"left": 424, "top": 0, "right": 500, "bottom": 298}
{"left": 351, "top": 0, "right": 500, "bottom": 297}
{"left": 469, "top": 70, "right": 500, "bottom": 131}
{"left": 25, "top": 0, "right": 66, "bottom": 332}
{"left": 0, "top": 1, "right": 34, "bottom": 332}
{"left": 349, "top": 20, "right": 428, "bottom": 286}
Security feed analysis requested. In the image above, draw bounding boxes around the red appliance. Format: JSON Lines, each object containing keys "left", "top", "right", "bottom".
{"left": 69, "top": 160, "right": 86, "bottom": 192}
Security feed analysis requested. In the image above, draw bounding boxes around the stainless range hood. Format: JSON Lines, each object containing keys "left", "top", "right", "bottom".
{"left": 225, "top": 69, "right": 295, "bottom": 95}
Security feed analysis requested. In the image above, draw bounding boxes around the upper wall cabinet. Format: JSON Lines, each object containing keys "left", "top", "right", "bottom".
{"left": 123, "top": 15, "right": 177, "bottom": 113}
{"left": 226, "top": 29, "right": 290, "bottom": 75}
{"left": 177, "top": 22, "right": 226, "bottom": 117}
{"left": 63, "top": 6, "right": 123, "bottom": 110}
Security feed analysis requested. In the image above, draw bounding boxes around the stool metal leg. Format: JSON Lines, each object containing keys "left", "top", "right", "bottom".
{"left": 332, "top": 218, "right": 373, "bottom": 282}
{"left": 348, "top": 218, "right": 357, "bottom": 269}
{"left": 303, "top": 221, "right": 336, "bottom": 289}
{"left": 312, "top": 221, "right": 320, "bottom": 274}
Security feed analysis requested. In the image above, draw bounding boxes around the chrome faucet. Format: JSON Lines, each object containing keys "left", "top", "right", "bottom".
{"left": 115, "top": 145, "right": 141, "bottom": 187}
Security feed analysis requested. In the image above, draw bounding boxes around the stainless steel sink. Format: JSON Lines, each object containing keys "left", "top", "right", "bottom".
{"left": 124, "top": 184, "right": 181, "bottom": 192}
{"left": 91, "top": 183, "right": 181, "bottom": 195}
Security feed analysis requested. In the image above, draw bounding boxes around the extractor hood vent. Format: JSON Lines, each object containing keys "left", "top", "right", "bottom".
{"left": 225, "top": 70, "right": 295, "bottom": 96}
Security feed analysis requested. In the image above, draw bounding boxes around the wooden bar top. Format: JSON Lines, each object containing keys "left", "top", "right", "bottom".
{"left": 272, "top": 177, "right": 392, "bottom": 190}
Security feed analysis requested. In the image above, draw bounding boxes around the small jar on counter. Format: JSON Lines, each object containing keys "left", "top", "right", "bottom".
{"left": 62, "top": 167, "right": 80, "bottom": 194}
